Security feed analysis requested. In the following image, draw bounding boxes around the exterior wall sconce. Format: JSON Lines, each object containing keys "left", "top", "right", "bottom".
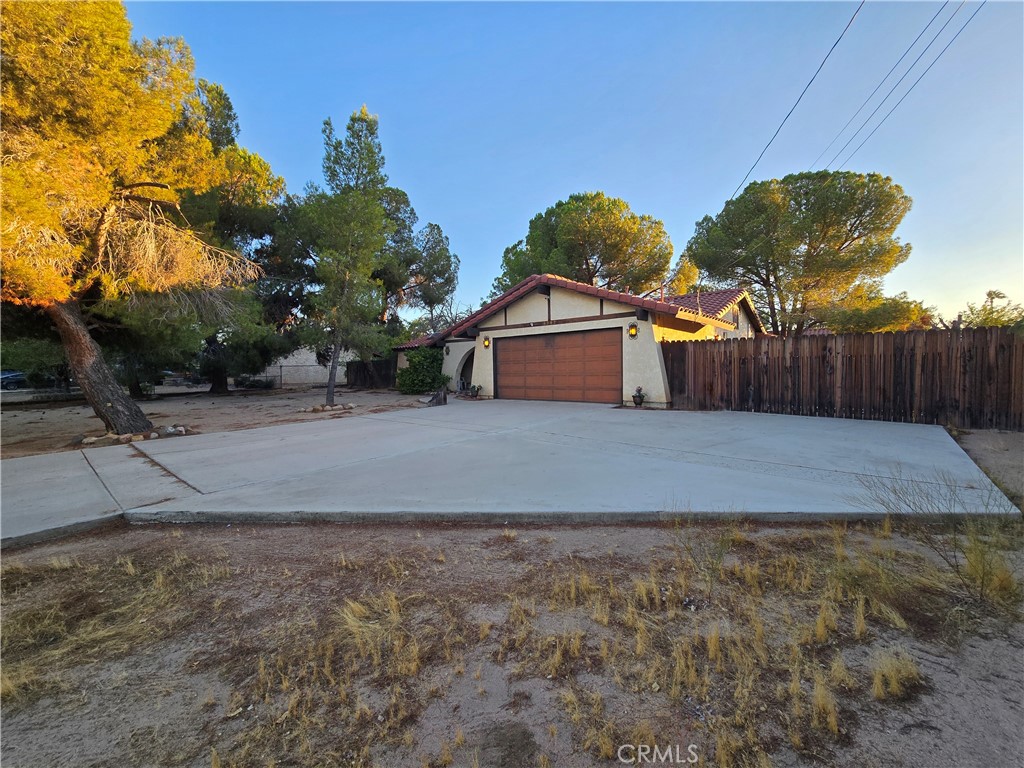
{"left": 482, "top": 336, "right": 491, "bottom": 349}
{"left": 444, "top": 346, "right": 450, "bottom": 356}
{"left": 627, "top": 322, "right": 639, "bottom": 339}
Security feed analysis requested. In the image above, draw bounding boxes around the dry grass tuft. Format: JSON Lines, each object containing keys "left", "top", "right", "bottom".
{"left": 829, "top": 653, "right": 856, "bottom": 690}
{"left": 853, "top": 594, "right": 868, "bottom": 640}
{"left": 811, "top": 672, "right": 839, "bottom": 734}
{"left": 870, "top": 647, "right": 922, "bottom": 700}
{"left": 333, "top": 592, "right": 427, "bottom": 680}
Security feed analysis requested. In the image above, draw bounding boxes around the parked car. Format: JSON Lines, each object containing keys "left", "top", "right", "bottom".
{"left": 1, "top": 370, "right": 28, "bottom": 390}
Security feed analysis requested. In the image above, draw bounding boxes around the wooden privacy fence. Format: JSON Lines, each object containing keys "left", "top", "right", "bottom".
{"left": 346, "top": 358, "right": 397, "bottom": 388}
{"left": 661, "top": 328, "right": 1024, "bottom": 430}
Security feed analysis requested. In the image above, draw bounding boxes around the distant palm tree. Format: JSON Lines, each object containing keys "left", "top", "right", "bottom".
{"left": 985, "top": 289, "right": 1007, "bottom": 309}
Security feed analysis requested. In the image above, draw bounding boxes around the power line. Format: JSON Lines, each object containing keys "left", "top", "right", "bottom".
{"left": 698, "top": 2, "right": 980, "bottom": 323}
{"left": 839, "top": 1, "right": 987, "bottom": 168}
{"left": 730, "top": 0, "right": 866, "bottom": 200}
{"left": 825, "top": 0, "right": 968, "bottom": 170}
{"left": 809, "top": 1, "right": 950, "bottom": 170}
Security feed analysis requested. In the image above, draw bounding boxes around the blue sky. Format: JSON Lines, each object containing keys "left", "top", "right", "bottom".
{"left": 125, "top": 1, "right": 1023, "bottom": 319}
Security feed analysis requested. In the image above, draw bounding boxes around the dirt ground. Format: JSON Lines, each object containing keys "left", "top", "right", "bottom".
{"left": 2, "top": 520, "right": 1022, "bottom": 768}
{"left": 955, "top": 430, "right": 1024, "bottom": 511}
{"left": 0, "top": 386, "right": 422, "bottom": 459}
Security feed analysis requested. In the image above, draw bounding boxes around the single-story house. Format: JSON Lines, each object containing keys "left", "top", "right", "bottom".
{"left": 396, "top": 274, "right": 765, "bottom": 408}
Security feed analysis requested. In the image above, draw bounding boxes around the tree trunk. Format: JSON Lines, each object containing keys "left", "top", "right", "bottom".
{"left": 325, "top": 329, "right": 343, "bottom": 406}
{"left": 202, "top": 335, "right": 231, "bottom": 395}
{"left": 208, "top": 370, "right": 230, "bottom": 395}
{"left": 45, "top": 300, "right": 153, "bottom": 434}
{"left": 127, "top": 375, "right": 145, "bottom": 399}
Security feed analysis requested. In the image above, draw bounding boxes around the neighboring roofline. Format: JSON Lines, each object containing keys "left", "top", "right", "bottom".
{"left": 442, "top": 274, "right": 735, "bottom": 340}
{"left": 664, "top": 288, "right": 768, "bottom": 335}
{"left": 739, "top": 294, "right": 767, "bottom": 335}
{"left": 393, "top": 333, "right": 443, "bottom": 351}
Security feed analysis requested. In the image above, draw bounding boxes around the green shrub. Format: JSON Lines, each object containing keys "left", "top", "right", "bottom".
{"left": 396, "top": 348, "right": 450, "bottom": 395}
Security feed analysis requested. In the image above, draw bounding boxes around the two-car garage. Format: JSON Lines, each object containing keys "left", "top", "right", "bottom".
{"left": 423, "top": 274, "right": 759, "bottom": 408}
{"left": 493, "top": 328, "right": 622, "bottom": 405}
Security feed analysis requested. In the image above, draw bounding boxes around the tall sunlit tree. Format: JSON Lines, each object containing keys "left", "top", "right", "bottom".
{"left": 0, "top": 2, "right": 257, "bottom": 433}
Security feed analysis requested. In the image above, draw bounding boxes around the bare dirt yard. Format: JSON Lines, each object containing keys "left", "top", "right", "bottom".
{"left": 2, "top": 519, "right": 1022, "bottom": 768}
{"left": 0, "top": 386, "right": 422, "bottom": 459}
{"left": 955, "top": 430, "right": 1024, "bottom": 511}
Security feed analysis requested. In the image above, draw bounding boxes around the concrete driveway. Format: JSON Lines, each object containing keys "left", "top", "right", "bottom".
{"left": 1, "top": 399, "right": 1015, "bottom": 545}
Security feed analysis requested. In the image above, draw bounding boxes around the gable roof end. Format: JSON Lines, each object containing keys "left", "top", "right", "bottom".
{"left": 664, "top": 288, "right": 767, "bottom": 334}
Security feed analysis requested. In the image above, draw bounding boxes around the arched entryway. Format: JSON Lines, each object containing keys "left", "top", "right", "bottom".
{"left": 456, "top": 349, "right": 475, "bottom": 392}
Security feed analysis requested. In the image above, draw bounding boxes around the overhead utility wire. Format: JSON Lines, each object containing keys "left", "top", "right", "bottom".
{"left": 702, "top": 2, "right": 865, "bottom": 303}
{"left": 839, "top": 1, "right": 987, "bottom": 168}
{"left": 809, "top": 1, "right": 950, "bottom": 170}
{"left": 729, "top": 0, "right": 866, "bottom": 200}
{"left": 825, "top": 0, "right": 967, "bottom": 170}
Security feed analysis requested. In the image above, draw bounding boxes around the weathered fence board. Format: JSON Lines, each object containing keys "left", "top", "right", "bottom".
{"left": 661, "top": 329, "right": 1024, "bottom": 430}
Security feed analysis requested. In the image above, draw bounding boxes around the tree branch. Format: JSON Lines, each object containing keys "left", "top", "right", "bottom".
{"left": 122, "top": 194, "right": 182, "bottom": 211}
{"left": 118, "top": 181, "right": 172, "bottom": 191}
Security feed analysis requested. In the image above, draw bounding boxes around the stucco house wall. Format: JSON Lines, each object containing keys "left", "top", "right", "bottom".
{"left": 442, "top": 339, "right": 476, "bottom": 391}
{"left": 718, "top": 305, "right": 758, "bottom": 339}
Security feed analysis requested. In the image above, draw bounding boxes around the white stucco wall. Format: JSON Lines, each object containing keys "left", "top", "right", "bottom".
{"left": 259, "top": 347, "right": 353, "bottom": 386}
{"left": 550, "top": 290, "right": 600, "bottom": 321}
{"left": 717, "top": 304, "right": 757, "bottom": 339}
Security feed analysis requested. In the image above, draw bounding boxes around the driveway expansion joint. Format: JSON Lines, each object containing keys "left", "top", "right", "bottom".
{"left": 81, "top": 449, "right": 124, "bottom": 512}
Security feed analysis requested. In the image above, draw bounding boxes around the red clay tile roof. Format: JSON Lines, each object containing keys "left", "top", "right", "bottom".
{"left": 664, "top": 288, "right": 766, "bottom": 334}
{"left": 663, "top": 288, "right": 745, "bottom": 318}
{"left": 443, "top": 274, "right": 726, "bottom": 340}
{"left": 394, "top": 333, "right": 443, "bottom": 351}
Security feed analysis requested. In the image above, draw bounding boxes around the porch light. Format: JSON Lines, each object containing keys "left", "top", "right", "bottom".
{"left": 482, "top": 336, "right": 491, "bottom": 349}
{"left": 627, "top": 322, "right": 639, "bottom": 339}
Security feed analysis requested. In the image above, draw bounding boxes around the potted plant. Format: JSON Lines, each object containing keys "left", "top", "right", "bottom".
{"left": 632, "top": 386, "right": 646, "bottom": 407}
{"left": 469, "top": 384, "right": 482, "bottom": 399}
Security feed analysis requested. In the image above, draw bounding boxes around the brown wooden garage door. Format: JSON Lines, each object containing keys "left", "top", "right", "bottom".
{"left": 494, "top": 328, "right": 622, "bottom": 404}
